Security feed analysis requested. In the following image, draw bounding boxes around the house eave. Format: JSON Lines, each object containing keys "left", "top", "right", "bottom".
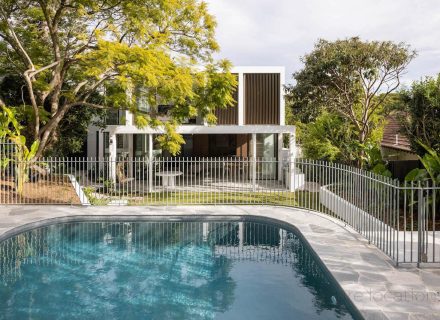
{"left": 106, "top": 124, "right": 295, "bottom": 135}
{"left": 381, "top": 143, "right": 413, "bottom": 153}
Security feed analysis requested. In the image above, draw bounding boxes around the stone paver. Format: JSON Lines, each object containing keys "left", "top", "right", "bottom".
{"left": 0, "top": 205, "right": 439, "bottom": 320}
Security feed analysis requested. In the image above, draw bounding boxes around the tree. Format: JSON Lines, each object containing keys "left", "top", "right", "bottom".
{"left": 399, "top": 74, "right": 440, "bottom": 155}
{"left": 286, "top": 37, "right": 415, "bottom": 166}
{"left": 0, "top": 0, "right": 237, "bottom": 157}
{"left": 0, "top": 75, "right": 101, "bottom": 156}
{"left": 297, "top": 111, "right": 358, "bottom": 163}
{"left": 48, "top": 105, "right": 103, "bottom": 156}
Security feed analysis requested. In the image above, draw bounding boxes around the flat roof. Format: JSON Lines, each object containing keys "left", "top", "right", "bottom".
{"left": 230, "top": 66, "right": 285, "bottom": 74}
{"left": 108, "top": 125, "right": 295, "bottom": 135}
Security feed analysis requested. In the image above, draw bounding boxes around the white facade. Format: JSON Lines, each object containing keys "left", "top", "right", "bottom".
{"left": 86, "top": 66, "right": 297, "bottom": 188}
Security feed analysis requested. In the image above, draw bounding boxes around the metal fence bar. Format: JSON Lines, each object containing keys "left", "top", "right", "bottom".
{"left": 0, "top": 153, "right": 439, "bottom": 266}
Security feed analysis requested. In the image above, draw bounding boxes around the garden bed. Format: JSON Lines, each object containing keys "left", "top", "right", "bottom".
{"left": 0, "top": 176, "right": 81, "bottom": 204}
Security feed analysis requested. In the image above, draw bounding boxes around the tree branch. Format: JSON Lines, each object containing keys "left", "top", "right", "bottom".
{"left": 0, "top": 8, "right": 35, "bottom": 70}
{"left": 28, "top": 61, "right": 61, "bottom": 78}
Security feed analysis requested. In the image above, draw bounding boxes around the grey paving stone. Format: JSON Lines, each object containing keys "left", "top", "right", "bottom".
{"left": 361, "top": 309, "right": 389, "bottom": 320}
{"left": 360, "top": 252, "right": 393, "bottom": 268}
{"left": 332, "top": 270, "right": 360, "bottom": 282}
{"left": 309, "top": 224, "right": 335, "bottom": 233}
{"left": 383, "top": 312, "right": 410, "bottom": 320}
{"left": 0, "top": 204, "right": 439, "bottom": 319}
{"left": 409, "top": 313, "right": 440, "bottom": 320}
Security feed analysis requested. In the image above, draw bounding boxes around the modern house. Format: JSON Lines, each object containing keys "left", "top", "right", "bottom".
{"left": 86, "top": 66, "right": 298, "bottom": 190}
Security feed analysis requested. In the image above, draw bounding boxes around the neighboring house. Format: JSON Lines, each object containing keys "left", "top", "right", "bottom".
{"left": 381, "top": 113, "right": 420, "bottom": 180}
{"left": 381, "top": 113, "right": 418, "bottom": 161}
{"left": 86, "top": 66, "right": 297, "bottom": 188}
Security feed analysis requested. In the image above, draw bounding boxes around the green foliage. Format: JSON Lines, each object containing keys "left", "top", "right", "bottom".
{"left": 298, "top": 111, "right": 391, "bottom": 176}
{"left": 0, "top": 106, "right": 39, "bottom": 162}
{"left": 0, "top": 0, "right": 235, "bottom": 156}
{"left": 298, "top": 112, "right": 358, "bottom": 163}
{"left": 49, "top": 105, "right": 103, "bottom": 157}
{"left": 399, "top": 74, "right": 440, "bottom": 155}
{"left": 405, "top": 142, "right": 440, "bottom": 183}
{"left": 363, "top": 144, "right": 392, "bottom": 177}
{"left": 155, "top": 122, "right": 186, "bottom": 156}
{"left": 0, "top": 105, "right": 40, "bottom": 194}
{"left": 286, "top": 37, "right": 415, "bottom": 167}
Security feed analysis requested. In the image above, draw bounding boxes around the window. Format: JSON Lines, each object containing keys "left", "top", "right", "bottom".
{"left": 117, "top": 135, "right": 124, "bottom": 149}
{"left": 103, "top": 132, "right": 110, "bottom": 158}
{"left": 134, "top": 134, "right": 148, "bottom": 158}
{"left": 181, "top": 135, "right": 193, "bottom": 157}
{"left": 208, "top": 134, "right": 236, "bottom": 157}
{"left": 136, "top": 88, "right": 150, "bottom": 112}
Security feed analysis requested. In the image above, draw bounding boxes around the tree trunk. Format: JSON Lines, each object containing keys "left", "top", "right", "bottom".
{"left": 358, "top": 131, "right": 366, "bottom": 168}
{"left": 35, "top": 103, "right": 71, "bottom": 158}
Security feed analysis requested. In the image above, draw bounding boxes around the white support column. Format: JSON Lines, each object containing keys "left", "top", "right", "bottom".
{"left": 277, "top": 133, "right": 283, "bottom": 182}
{"left": 109, "top": 131, "right": 117, "bottom": 182}
{"left": 289, "top": 129, "right": 296, "bottom": 162}
{"left": 238, "top": 72, "right": 244, "bottom": 125}
{"left": 98, "top": 131, "right": 104, "bottom": 172}
{"left": 148, "top": 134, "right": 153, "bottom": 192}
{"left": 125, "top": 110, "right": 133, "bottom": 126}
{"left": 252, "top": 133, "right": 257, "bottom": 191}
{"left": 127, "top": 134, "right": 133, "bottom": 177}
{"left": 288, "top": 129, "right": 303, "bottom": 191}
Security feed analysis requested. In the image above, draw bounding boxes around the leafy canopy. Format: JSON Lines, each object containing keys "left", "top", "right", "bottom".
{"left": 405, "top": 142, "right": 440, "bottom": 184}
{"left": 286, "top": 37, "right": 415, "bottom": 167}
{"left": 297, "top": 111, "right": 358, "bottom": 163}
{"left": 0, "top": 0, "right": 237, "bottom": 156}
{"left": 399, "top": 74, "right": 440, "bottom": 156}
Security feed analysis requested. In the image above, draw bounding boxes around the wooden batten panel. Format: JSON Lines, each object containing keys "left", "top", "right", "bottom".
{"left": 215, "top": 74, "right": 238, "bottom": 125}
{"left": 236, "top": 134, "right": 249, "bottom": 157}
{"left": 244, "top": 73, "right": 280, "bottom": 125}
{"left": 192, "top": 134, "right": 209, "bottom": 157}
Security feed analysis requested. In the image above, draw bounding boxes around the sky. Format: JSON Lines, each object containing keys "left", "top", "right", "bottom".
{"left": 206, "top": 0, "right": 440, "bottom": 86}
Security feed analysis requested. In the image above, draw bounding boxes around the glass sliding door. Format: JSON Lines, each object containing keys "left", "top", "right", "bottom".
{"left": 256, "top": 133, "right": 277, "bottom": 179}
{"left": 103, "top": 132, "right": 110, "bottom": 158}
{"left": 134, "top": 134, "right": 148, "bottom": 158}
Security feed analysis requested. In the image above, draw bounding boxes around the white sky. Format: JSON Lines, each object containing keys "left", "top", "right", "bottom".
{"left": 206, "top": 0, "right": 440, "bottom": 85}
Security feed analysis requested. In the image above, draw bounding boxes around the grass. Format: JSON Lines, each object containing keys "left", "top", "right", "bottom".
{"left": 82, "top": 188, "right": 320, "bottom": 209}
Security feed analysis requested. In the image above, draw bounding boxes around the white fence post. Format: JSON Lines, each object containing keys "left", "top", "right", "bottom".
{"left": 288, "top": 131, "right": 296, "bottom": 191}
{"left": 148, "top": 134, "right": 153, "bottom": 192}
{"left": 251, "top": 133, "right": 257, "bottom": 192}
{"left": 109, "top": 132, "right": 117, "bottom": 182}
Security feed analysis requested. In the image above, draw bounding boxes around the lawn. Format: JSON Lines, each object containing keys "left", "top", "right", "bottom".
{"left": 83, "top": 188, "right": 321, "bottom": 209}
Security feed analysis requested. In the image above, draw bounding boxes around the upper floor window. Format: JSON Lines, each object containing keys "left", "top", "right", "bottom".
{"left": 105, "top": 110, "right": 124, "bottom": 125}
{"left": 136, "top": 87, "right": 151, "bottom": 113}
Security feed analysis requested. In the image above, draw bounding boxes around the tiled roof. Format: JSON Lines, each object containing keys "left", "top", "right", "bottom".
{"left": 381, "top": 114, "right": 413, "bottom": 152}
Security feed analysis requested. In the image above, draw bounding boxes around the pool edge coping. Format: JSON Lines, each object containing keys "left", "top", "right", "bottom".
{"left": 0, "top": 205, "right": 439, "bottom": 319}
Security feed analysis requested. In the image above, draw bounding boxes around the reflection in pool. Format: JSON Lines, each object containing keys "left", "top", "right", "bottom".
{"left": 0, "top": 219, "right": 361, "bottom": 319}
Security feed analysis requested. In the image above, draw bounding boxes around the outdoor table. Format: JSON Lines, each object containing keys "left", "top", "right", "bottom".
{"left": 156, "top": 171, "right": 183, "bottom": 187}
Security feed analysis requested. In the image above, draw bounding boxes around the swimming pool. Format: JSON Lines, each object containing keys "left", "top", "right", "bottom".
{"left": 0, "top": 217, "right": 362, "bottom": 319}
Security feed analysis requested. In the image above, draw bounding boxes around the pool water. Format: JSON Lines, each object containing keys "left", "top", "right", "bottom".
{"left": 0, "top": 219, "right": 361, "bottom": 319}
